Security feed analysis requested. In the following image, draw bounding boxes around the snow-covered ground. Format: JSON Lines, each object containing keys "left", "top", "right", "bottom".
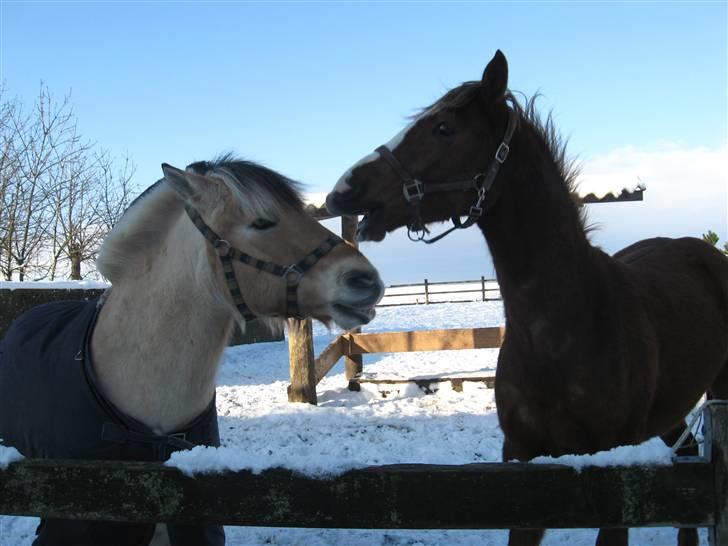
{"left": 0, "top": 301, "right": 707, "bottom": 545}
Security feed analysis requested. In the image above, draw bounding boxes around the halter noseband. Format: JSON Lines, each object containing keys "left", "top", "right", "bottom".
{"left": 375, "top": 100, "right": 519, "bottom": 244}
{"left": 184, "top": 204, "right": 342, "bottom": 322}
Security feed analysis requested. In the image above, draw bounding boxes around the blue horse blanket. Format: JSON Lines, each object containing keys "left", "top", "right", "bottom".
{"left": 0, "top": 299, "right": 225, "bottom": 545}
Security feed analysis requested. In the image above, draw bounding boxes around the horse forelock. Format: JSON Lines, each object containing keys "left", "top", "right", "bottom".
{"left": 188, "top": 154, "right": 305, "bottom": 219}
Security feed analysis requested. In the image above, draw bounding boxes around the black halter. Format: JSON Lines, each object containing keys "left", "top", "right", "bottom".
{"left": 375, "top": 101, "right": 519, "bottom": 244}
{"left": 184, "top": 205, "right": 342, "bottom": 321}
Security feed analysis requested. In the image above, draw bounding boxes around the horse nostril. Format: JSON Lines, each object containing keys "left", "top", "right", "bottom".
{"left": 344, "top": 270, "right": 377, "bottom": 290}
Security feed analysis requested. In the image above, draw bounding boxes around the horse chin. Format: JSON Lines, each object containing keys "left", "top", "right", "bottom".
{"left": 330, "top": 303, "right": 376, "bottom": 330}
{"left": 356, "top": 209, "right": 389, "bottom": 242}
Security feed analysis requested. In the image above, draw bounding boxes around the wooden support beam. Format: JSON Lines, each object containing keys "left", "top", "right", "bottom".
{"left": 314, "top": 335, "right": 346, "bottom": 384}
{"left": 340, "top": 215, "right": 363, "bottom": 381}
{"left": 345, "top": 327, "right": 505, "bottom": 355}
{"left": 0, "top": 459, "right": 713, "bottom": 528}
{"left": 350, "top": 375, "right": 496, "bottom": 393}
{"left": 287, "top": 318, "right": 317, "bottom": 404}
{"left": 707, "top": 401, "right": 728, "bottom": 546}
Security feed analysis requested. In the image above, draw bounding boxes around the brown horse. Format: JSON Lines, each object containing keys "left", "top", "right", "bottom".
{"left": 326, "top": 51, "right": 728, "bottom": 546}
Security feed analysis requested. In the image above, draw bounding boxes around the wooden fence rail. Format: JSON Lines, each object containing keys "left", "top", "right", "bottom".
{"left": 310, "top": 326, "right": 504, "bottom": 397}
{"left": 1, "top": 403, "right": 725, "bottom": 542}
{"left": 379, "top": 277, "right": 501, "bottom": 306}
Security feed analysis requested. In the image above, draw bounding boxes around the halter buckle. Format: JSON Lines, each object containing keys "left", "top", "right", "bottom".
{"left": 284, "top": 264, "right": 304, "bottom": 286}
{"left": 214, "top": 239, "right": 232, "bottom": 257}
{"left": 402, "top": 179, "right": 425, "bottom": 202}
{"left": 468, "top": 205, "right": 483, "bottom": 218}
{"left": 495, "top": 142, "right": 510, "bottom": 164}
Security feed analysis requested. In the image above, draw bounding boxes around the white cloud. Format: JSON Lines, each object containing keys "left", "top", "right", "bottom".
{"left": 579, "top": 142, "right": 728, "bottom": 253}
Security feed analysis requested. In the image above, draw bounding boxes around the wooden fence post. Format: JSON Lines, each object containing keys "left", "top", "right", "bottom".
{"left": 287, "top": 318, "right": 317, "bottom": 404}
{"left": 707, "top": 401, "right": 728, "bottom": 546}
{"left": 341, "top": 215, "right": 363, "bottom": 384}
{"left": 424, "top": 278, "right": 430, "bottom": 304}
{"left": 481, "top": 276, "right": 486, "bottom": 301}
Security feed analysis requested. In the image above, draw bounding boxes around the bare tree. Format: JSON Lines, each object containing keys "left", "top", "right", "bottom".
{"left": 0, "top": 83, "right": 137, "bottom": 281}
{"left": 94, "top": 151, "right": 136, "bottom": 234}
{"left": 50, "top": 150, "right": 136, "bottom": 280}
{"left": 0, "top": 89, "right": 22, "bottom": 280}
{"left": 3, "top": 84, "right": 93, "bottom": 280}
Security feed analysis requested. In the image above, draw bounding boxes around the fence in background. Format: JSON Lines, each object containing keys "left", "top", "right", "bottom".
{"left": 378, "top": 277, "right": 501, "bottom": 307}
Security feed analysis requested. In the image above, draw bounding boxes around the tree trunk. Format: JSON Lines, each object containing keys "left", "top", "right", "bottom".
{"left": 70, "top": 254, "right": 82, "bottom": 280}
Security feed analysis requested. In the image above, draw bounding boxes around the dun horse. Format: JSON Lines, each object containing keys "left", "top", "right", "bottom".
{"left": 326, "top": 51, "right": 728, "bottom": 546}
{"left": 0, "top": 156, "right": 383, "bottom": 546}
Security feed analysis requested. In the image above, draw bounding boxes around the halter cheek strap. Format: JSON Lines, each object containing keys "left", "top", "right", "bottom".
{"left": 184, "top": 205, "right": 342, "bottom": 321}
{"left": 376, "top": 100, "right": 519, "bottom": 244}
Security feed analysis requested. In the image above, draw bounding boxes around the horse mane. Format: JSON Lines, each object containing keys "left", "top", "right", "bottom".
{"left": 417, "top": 83, "right": 582, "bottom": 198}
{"left": 98, "top": 155, "right": 306, "bottom": 282}
{"left": 187, "top": 153, "right": 304, "bottom": 217}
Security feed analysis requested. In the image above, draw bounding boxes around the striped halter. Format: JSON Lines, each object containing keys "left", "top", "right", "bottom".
{"left": 185, "top": 205, "right": 342, "bottom": 321}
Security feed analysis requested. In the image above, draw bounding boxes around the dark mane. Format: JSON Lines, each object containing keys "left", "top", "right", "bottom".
{"left": 417, "top": 81, "right": 482, "bottom": 116}
{"left": 516, "top": 93, "right": 581, "bottom": 196}
{"left": 187, "top": 153, "right": 305, "bottom": 211}
{"left": 418, "top": 83, "right": 580, "bottom": 196}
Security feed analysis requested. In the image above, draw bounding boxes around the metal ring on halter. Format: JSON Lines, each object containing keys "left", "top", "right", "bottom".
{"left": 284, "top": 264, "right": 305, "bottom": 286}
{"left": 473, "top": 173, "right": 487, "bottom": 189}
{"left": 214, "top": 239, "right": 232, "bottom": 257}
{"left": 407, "top": 221, "right": 429, "bottom": 242}
{"left": 402, "top": 179, "right": 425, "bottom": 202}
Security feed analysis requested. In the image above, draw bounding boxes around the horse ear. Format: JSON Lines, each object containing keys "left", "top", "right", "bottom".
{"left": 162, "top": 163, "right": 196, "bottom": 200}
{"left": 481, "top": 50, "right": 508, "bottom": 102}
{"left": 162, "top": 163, "right": 228, "bottom": 210}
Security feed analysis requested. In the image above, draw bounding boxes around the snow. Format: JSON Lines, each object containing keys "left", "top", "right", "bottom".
{"left": 530, "top": 437, "right": 674, "bottom": 472}
{"left": 0, "top": 280, "right": 110, "bottom": 290}
{"left": 0, "top": 301, "right": 708, "bottom": 545}
{"left": 0, "top": 445, "right": 23, "bottom": 469}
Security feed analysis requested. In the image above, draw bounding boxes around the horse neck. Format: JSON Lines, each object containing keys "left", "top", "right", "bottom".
{"left": 91, "top": 207, "right": 234, "bottom": 434}
{"left": 479, "top": 126, "right": 594, "bottom": 334}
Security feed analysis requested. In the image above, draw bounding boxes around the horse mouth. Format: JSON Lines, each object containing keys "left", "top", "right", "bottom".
{"left": 326, "top": 191, "right": 368, "bottom": 216}
{"left": 357, "top": 209, "right": 387, "bottom": 242}
{"left": 332, "top": 303, "right": 376, "bottom": 330}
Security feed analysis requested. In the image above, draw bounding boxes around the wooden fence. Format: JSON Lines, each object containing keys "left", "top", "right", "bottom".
{"left": 289, "top": 325, "right": 504, "bottom": 404}
{"left": 1, "top": 402, "right": 725, "bottom": 543}
{"left": 379, "top": 277, "right": 501, "bottom": 306}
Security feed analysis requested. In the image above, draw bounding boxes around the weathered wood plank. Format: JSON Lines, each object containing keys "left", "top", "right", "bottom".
{"left": 350, "top": 374, "right": 496, "bottom": 392}
{"left": 287, "top": 318, "right": 317, "bottom": 404}
{"left": 345, "top": 327, "right": 505, "bottom": 355}
{"left": 0, "top": 460, "right": 713, "bottom": 528}
{"left": 340, "top": 215, "right": 364, "bottom": 380}
{"left": 707, "top": 402, "right": 728, "bottom": 546}
{"left": 313, "top": 335, "right": 346, "bottom": 384}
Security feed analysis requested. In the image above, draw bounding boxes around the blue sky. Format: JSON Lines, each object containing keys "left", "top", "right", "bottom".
{"left": 2, "top": 1, "right": 726, "bottom": 283}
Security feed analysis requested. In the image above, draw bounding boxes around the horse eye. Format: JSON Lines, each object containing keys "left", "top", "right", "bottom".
{"left": 250, "top": 218, "right": 277, "bottom": 230}
{"left": 433, "top": 122, "right": 455, "bottom": 137}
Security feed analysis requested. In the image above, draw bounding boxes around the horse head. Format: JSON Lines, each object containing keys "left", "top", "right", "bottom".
{"left": 326, "top": 51, "right": 515, "bottom": 243}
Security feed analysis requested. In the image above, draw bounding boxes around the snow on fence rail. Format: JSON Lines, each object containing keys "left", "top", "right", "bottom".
{"left": 1, "top": 403, "right": 726, "bottom": 542}
{"left": 378, "top": 277, "right": 501, "bottom": 306}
